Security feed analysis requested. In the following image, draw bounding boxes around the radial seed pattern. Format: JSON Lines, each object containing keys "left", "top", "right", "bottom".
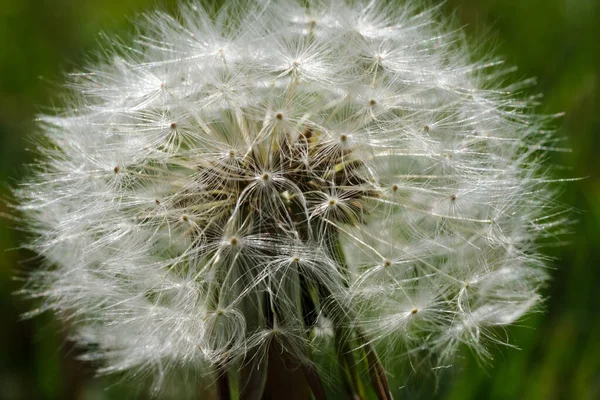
{"left": 16, "top": 0, "right": 562, "bottom": 394}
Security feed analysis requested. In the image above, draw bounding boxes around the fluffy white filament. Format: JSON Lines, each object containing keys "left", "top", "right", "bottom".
{"left": 16, "top": 0, "right": 563, "bottom": 393}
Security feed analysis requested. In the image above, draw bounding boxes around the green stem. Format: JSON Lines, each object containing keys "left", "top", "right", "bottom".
{"left": 334, "top": 326, "right": 365, "bottom": 400}
{"left": 324, "top": 228, "right": 393, "bottom": 400}
{"left": 357, "top": 331, "right": 392, "bottom": 400}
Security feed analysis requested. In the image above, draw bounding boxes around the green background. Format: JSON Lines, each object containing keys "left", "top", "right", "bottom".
{"left": 0, "top": 0, "right": 598, "bottom": 399}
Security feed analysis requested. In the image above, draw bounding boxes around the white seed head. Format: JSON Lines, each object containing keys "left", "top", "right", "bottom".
{"left": 15, "top": 0, "right": 564, "bottom": 392}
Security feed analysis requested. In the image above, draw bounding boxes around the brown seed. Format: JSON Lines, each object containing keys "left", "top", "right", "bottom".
{"left": 424, "top": 125, "right": 430, "bottom": 132}
{"left": 450, "top": 194, "right": 457, "bottom": 201}
{"left": 113, "top": 166, "right": 120, "bottom": 174}
{"left": 349, "top": 199, "right": 363, "bottom": 210}
{"left": 275, "top": 112, "right": 283, "bottom": 120}
{"left": 411, "top": 308, "right": 419, "bottom": 315}
{"left": 299, "top": 127, "right": 314, "bottom": 140}
{"left": 230, "top": 237, "right": 238, "bottom": 246}
{"left": 369, "top": 99, "right": 377, "bottom": 106}
{"left": 340, "top": 134, "right": 348, "bottom": 143}
{"left": 328, "top": 199, "right": 337, "bottom": 206}
{"left": 182, "top": 215, "right": 189, "bottom": 222}
{"left": 170, "top": 122, "right": 177, "bottom": 129}
{"left": 384, "top": 260, "right": 391, "bottom": 267}
{"left": 392, "top": 184, "right": 399, "bottom": 192}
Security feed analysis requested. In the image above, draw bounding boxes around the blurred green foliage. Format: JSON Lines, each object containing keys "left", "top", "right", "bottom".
{"left": 1, "top": 1, "right": 598, "bottom": 399}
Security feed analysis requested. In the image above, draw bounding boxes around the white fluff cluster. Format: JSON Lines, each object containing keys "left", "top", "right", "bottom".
{"left": 17, "top": 0, "right": 562, "bottom": 396}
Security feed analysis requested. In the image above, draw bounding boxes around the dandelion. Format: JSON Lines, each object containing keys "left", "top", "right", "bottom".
{"left": 15, "top": 0, "right": 565, "bottom": 398}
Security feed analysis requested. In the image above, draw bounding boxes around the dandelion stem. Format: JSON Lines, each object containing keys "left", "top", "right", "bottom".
{"left": 215, "top": 365, "right": 231, "bottom": 400}
{"left": 238, "top": 348, "right": 268, "bottom": 400}
{"left": 325, "top": 228, "right": 392, "bottom": 400}
{"left": 357, "top": 331, "right": 392, "bottom": 400}
{"left": 334, "top": 326, "right": 365, "bottom": 400}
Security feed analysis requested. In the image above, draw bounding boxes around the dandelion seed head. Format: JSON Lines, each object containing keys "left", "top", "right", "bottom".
{"left": 15, "top": 0, "right": 564, "bottom": 393}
